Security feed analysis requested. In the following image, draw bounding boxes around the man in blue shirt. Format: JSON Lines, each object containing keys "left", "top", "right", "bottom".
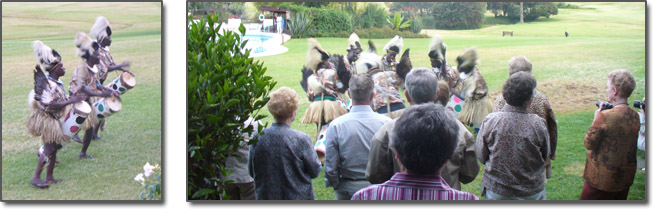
{"left": 325, "top": 74, "right": 392, "bottom": 200}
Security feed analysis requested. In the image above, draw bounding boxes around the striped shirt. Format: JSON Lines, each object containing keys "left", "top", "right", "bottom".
{"left": 351, "top": 173, "right": 479, "bottom": 200}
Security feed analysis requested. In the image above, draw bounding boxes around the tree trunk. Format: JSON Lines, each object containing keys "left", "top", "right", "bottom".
{"left": 520, "top": 2, "right": 524, "bottom": 23}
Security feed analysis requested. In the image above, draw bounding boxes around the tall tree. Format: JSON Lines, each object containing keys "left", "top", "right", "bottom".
{"left": 520, "top": 2, "right": 524, "bottom": 23}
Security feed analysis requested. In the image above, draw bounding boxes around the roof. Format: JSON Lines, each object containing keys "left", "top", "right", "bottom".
{"left": 258, "top": 7, "right": 289, "bottom": 13}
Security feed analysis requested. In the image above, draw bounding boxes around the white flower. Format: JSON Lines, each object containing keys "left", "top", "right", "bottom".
{"left": 134, "top": 173, "right": 145, "bottom": 182}
{"left": 143, "top": 162, "right": 155, "bottom": 177}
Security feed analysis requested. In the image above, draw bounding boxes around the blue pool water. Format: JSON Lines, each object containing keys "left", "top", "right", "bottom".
{"left": 243, "top": 34, "right": 274, "bottom": 54}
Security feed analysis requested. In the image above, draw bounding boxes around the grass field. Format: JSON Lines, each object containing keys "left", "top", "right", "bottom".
{"left": 251, "top": 2, "right": 645, "bottom": 200}
{"left": 2, "top": 2, "right": 161, "bottom": 200}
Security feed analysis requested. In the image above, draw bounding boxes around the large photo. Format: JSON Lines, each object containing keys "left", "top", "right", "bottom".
{"left": 186, "top": 2, "right": 645, "bottom": 200}
{"left": 2, "top": 2, "right": 162, "bottom": 200}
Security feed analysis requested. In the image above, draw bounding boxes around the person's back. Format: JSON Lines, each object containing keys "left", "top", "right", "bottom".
{"left": 250, "top": 124, "right": 320, "bottom": 200}
{"left": 584, "top": 106, "right": 639, "bottom": 192}
{"left": 352, "top": 173, "right": 478, "bottom": 200}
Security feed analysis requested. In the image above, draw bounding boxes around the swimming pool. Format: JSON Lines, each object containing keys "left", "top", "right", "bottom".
{"left": 243, "top": 34, "right": 274, "bottom": 54}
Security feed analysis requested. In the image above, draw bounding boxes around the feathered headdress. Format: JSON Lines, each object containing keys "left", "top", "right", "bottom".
{"left": 396, "top": 49, "right": 412, "bottom": 81}
{"left": 347, "top": 32, "right": 361, "bottom": 51}
{"left": 90, "top": 16, "right": 112, "bottom": 41}
{"left": 74, "top": 32, "right": 99, "bottom": 73}
{"left": 383, "top": 35, "right": 403, "bottom": 53}
{"left": 456, "top": 47, "right": 479, "bottom": 75}
{"left": 356, "top": 40, "right": 383, "bottom": 74}
{"left": 32, "top": 41, "right": 61, "bottom": 72}
{"left": 306, "top": 38, "right": 330, "bottom": 71}
{"left": 428, "top": 35, "right": 447, "bottom": 62}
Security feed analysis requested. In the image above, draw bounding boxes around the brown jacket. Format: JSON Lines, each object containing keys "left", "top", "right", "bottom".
{"left": 366, "top": 117, "right": 479, "bottom": 190}
{"left": 584, "top": 106, "right": 639, "bottom": 192}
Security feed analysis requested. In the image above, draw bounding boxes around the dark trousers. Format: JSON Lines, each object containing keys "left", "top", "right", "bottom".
{"left": 224, "top": 182, "right": 255, "bottom": 200}
{"left": 579, "top": 181, "right": 629, "bottom": 200}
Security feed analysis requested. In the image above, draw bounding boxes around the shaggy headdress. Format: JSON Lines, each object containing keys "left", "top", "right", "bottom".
{"left": 347, "top": 32, "right": 361, "bottom": 51}
{"left": 90, "top": 16, "right": 112, "bottom": 41}
{"left": 306, "top": 38, "right": 330, "bottom": 71}
{"left": 383, "top": 35, "right": 403, "bottom": 53}
{"left": 428, "top": 35, "right": 447, "bottom": 62}
{"left": 356, "top": 40, "right": 383, "bottom": 73}
{"left": 456, "top": 47, "right": 479, "bottom": 75}
{"left": 32, "top": 41, "right": 61, "bottom": 72}
{"left": 74, "top": 32, "right": 99, "bottom": 73}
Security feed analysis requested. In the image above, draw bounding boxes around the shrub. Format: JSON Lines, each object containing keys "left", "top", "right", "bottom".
{"left": 409, "top": 16, "right": 423, "bottom": 34}
{"left": 187, "top": 15, "right": 276, "bottom": 200}
{"left": 288, "top": 12, "right": 312, "bottom": 38}
{"left": 354, "top": 27, "right": 429, "bottom": 39}
{"left": 352, "top": 3, "right": 387, "bottom": 29}
{"left": 309, "top": 8, "right": 353, "bottom": 36}
{"left": 432, "top": 2, "right": 486, "bottom": 29}
{"left": 386, "top": 13, "right": 412, "bottom": 30}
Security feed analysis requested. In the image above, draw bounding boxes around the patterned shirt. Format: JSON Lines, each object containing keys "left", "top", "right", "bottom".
{"left": 584, "top": 106, "right": 639, "bottom": 192}
{"left": 476, "top": 105, "right": 550, "bottom": 197}
{"left": 97, "top": 47, "right": 115, "bottom": 82}
{"left": 494, "top": 90, "right": 558, "bottom": 159}
{"left": 352, "top": 173, "right": 479, "bottom": 200}
{"left": 248, "top": 123, "right": 321, "bottom": 200}
{"left": 371, "top": 71, "right": 404, "bottom": 112}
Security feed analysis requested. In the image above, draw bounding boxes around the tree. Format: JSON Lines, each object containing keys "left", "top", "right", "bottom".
{"left": 387, "top": 13, "right": 412, "bottom": 30}
{"left": 432, "top": 2, "right": 486, "bottom": 29}
{"left": 187, "top": 14, "right": 276, "bottom": 200}
{"left": 520, "top": 2, "right": 524, "bottom": 23}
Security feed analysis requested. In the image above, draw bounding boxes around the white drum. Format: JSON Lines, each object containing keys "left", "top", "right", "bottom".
{"left": 314, "top": 126, "right": 327, "bottom": 163}
{"left": 106, "top": 71, "right": 135, "bottom": 95}
{"left": 93, "top": 95, "right": 122, "bottom": 121}
{"left": 61, "top": 101, "right": 91, "bottom": 139}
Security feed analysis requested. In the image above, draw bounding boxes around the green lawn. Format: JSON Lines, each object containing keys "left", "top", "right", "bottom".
{"left": 252, "top": 2, "right": 645, "bottom": 200}
{"left": 2, "top": 2, "right": 161, "bottom": 200}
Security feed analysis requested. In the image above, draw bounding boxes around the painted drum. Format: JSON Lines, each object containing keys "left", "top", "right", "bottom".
{"left": 93, "top": 95, "right": 122, "bottom": 121}
{"left": 61, "top": 101, "right": 91, "bottom": 139}
{"left": 106, "top": 72, "right": 136, "bottom": 95}
{"left": 446, "top": 95, "right": 466, "bottom": 116}
{"left": 314, "top": 126, "right": 327, "bottom": 163}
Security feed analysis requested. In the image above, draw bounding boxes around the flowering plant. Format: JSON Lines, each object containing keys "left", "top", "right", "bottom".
{"left": 133, "top": 162, "right": 161, "bottom": 200}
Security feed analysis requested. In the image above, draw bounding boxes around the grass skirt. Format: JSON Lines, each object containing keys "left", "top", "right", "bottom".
{"left": 459, "top": 96, "right": 493, "bottom": 128}
{"left": 27, "top": 110, "right": 68, "bottom": 144}
{"left": 81, "top": 96, "right": 100, "bottom": 130}
{"left": 301, "top": 100, "right": 347, "bottom": 124}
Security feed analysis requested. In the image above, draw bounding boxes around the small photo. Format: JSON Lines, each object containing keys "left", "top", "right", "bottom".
{"left": 2, "top": 2, "right": 162, "bottom": 200}
{"left": 187, "top": 2, "right": 645, "bottom": 201}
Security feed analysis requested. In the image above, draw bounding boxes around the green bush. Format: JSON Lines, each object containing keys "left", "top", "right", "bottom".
{"left": 386, "top": 13, "right": 412, "bottom": 31}
{"left": 309, "top": 8, "right": 353, "bottom": 36}
{"left": 409, "top": 16, "right": 423, "bottom": 34}
{"left": 187, "top": 14, "right": 276, "bottom": 200}
{"left": 352, "top": 3, "right": 387, "bottom": 29}
{"left": 420, "top": 14, "right": 436, "bottom": 29}
{"left": 432, "top": 2, "right": 486, "bottom": 29}
{"left": 288, "top": 12, "right": 312, "bottom": 38}
{"left": 354, "top": 27, "right": 429, "bottom": 39}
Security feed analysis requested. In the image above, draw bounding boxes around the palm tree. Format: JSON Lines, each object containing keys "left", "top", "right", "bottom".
{"left": 386, "top": 13, "right": 412, "bottom": 30}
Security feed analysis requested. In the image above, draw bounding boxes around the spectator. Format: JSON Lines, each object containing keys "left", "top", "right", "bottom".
{"left": 493, "top": 56, "right": 558, "bottom": 179}
{"left": 580, "top": 69, "right": 639, "bottom": 200}
{"left": 353, "top": 103, "right": 478, "bottom": 200}
{"left": 325, "top": 74, "right": 392, "bottom": 200}
{"left": 366, "top": 68, "right": 479, "bottom": 191}
{"left": 477, "top": 72, "right": 550, "bottom": 200}
{"left": 223, "top": 117, "right": 259, "bottom": 200}
{"left": 248, "top": 87, "right": 321, "bottom": 200}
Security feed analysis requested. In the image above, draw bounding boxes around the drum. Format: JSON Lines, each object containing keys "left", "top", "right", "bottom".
{"left": 61, "top": 101, "right": 92, "bottom": 139}
{"left": 314, "top": 126, "right": 327, "bottom": 163}
{"left": 446, "top": 95, "right": 466, "bottom": 116}
{"left": 93, "top": 95, "right": 122, "bottom": 120}
{"left": 106, "top": 71, "right": 136, "bottom": 95}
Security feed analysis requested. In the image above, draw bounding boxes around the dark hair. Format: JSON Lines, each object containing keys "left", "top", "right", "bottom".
{"left": 390, "top": 103, "right": 459, "bottom": 175}
{"left": 349, "top": 74, "right": 374, "bottom": 103}
{"left": 503, "top": 71, "right": 537, "bottom": 107}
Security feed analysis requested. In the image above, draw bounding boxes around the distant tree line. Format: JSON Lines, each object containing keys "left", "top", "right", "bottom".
{"left": 487, "top": 2, "right": 558, "bottom": 21}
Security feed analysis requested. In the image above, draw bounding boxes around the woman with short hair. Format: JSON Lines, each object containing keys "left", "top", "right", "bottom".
{"left": 580, "top": 69, "right": 639, "bottom": 200}
{"left": 248, "top": 87, "right": 321, "bottom": 200}
{"left": 476, "top": 72, "right": 550, "bottom": 200}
